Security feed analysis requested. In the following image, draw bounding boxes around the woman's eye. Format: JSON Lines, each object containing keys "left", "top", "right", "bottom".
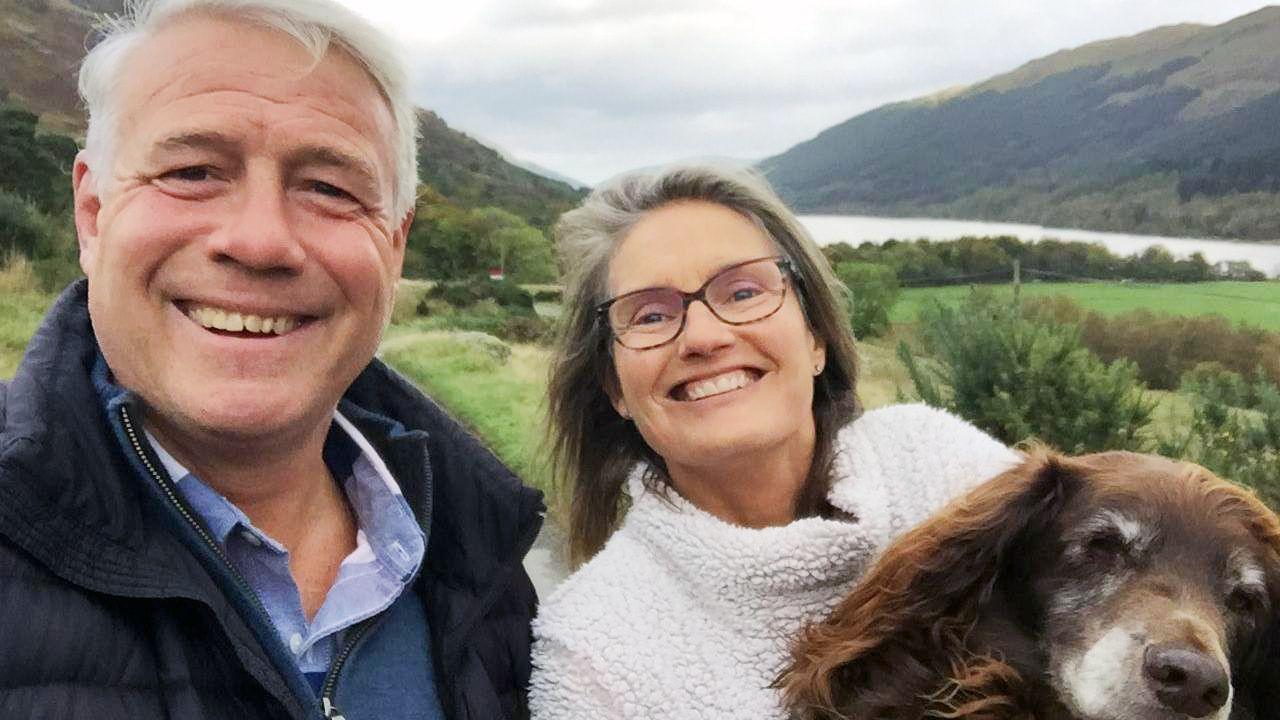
{"left": 632, "top": 310, "right": 672, "bottom": 326}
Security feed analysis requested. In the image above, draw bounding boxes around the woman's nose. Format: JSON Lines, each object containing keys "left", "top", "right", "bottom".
{"left": 677, "top": 300, "right": 735, "bottom": 357}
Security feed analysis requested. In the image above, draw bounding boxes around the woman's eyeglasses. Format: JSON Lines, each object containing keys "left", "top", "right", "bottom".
{"left": 597, "top": 256, "right": 794, "bottom": 350}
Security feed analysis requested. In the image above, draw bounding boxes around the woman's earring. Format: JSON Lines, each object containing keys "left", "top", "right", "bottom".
{"left": 813, "top": 362, "right": 824, "bottom": 376}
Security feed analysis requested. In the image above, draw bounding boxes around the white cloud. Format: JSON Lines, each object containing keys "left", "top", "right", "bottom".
{"left": 340, "top": 0, "right": 1271, "bottom": 185}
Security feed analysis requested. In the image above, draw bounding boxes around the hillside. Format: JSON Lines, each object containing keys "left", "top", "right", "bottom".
{"left": 760, "top": 7, "right": 1280, "bottom": 240}
{"left": 416, "top": 110, "right": 583, "bottom": 229}
{"left": 0, "top": 0, "right": 583, "bottom": 228}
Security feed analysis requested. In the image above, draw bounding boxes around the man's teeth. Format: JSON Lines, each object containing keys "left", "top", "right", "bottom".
{"left": 187, "top": 305, "right": 299, "bottom": 335}
{"left": 683, "top": 370, "right": 754, "bottom": 401}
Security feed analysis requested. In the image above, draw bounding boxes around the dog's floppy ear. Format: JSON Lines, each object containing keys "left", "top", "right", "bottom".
{"left": 779, "top": 451, "right": 1081, "bottom": 720}
{"left": 1234, "top": 515, "right": 1280, "bottom": 719}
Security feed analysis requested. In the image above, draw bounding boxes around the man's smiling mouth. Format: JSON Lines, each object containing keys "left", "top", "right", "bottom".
{"left": 184, "top": 303, "right": 304, "bottom": 336}
{"left": 673, "top": 369, "right": 762, "bottom": 401}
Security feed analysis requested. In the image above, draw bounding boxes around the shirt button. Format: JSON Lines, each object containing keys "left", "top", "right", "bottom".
{"left": 290, "top": 633, "right": 303, "bottom": 654}
{"left": 240, "top": 530, "right": 263, "bottom": 547}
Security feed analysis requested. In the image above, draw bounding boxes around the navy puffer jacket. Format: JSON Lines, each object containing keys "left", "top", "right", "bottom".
{"left": 0, "top": 281, "right": 544, "bottom": 719}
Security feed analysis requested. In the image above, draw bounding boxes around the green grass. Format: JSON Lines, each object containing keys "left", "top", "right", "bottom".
{"left": 893, "top": 281, "right": 1280, "bottom": 330}
{"left": 380, "top": 331, "right": 553, "bottom": 494}
{"left": 0, "top": 291, "right": 52, "bottom": 378}
{"left": 0, "top": 258, "right": 57, "bottom": 378}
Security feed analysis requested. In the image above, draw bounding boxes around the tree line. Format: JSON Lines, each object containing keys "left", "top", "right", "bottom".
{"left": 0, "top": 95, "right": 561, "bottom": 289}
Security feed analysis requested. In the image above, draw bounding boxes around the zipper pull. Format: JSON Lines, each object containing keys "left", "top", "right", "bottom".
{"left": 322, "top": 697, "right": 347, "bottom": 720}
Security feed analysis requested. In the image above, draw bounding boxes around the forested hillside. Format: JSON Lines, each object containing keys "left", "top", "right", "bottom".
{"left": 761, "top": 7, "right": 1280, "bottom": 240}
{"left": 1, "top": 0, "right": 584, "bottom": 285}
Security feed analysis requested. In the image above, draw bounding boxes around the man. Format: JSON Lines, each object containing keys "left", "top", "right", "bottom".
{"left": 0, "top": 1, "right": 544, "bottom": 718}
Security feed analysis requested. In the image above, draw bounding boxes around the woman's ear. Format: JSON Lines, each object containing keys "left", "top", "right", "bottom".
{"left": 601, "top": 365, "right": 630, "bottom": 420}
{"left": 778, "top": 451, "right": 1079, "bottom": 719}
{"left": 809, "top": 333, "right": 826, "bottom": 377}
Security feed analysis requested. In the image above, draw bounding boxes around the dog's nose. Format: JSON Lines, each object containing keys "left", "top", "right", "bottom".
{"left": 1143, "top": 643, "right": 1229, "bottom": 717}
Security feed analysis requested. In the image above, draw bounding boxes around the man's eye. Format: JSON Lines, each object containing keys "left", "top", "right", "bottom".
{"left": 163, "top": 166, "right": 214, "bottom": 182}
{"left": 309, "top": 181, "right": 356, "bottom": 201}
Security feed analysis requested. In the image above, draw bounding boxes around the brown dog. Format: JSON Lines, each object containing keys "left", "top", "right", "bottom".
{"left": 780, "top": 451, "right": 1280, "bottom": 720}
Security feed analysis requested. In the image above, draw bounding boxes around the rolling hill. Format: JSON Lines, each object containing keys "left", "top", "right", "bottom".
{"left": 760, "top": 6, "right": 1280, "bottom": 240}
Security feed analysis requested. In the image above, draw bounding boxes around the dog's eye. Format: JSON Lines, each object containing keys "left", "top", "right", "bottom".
{"left": 1227, "top": 588, "right": 1265, "bottom": 616}
{"left": 1083, "top": 530, "right": 1129, "bottom": 559}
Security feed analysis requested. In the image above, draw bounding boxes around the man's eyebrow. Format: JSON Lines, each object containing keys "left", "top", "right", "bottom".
{"left": 150, "top": 131, "right": 241, "bottom": 158}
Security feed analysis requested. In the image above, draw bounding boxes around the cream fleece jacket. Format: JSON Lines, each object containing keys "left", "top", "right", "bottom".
{"left": 529, "top": 403, "right": 1021, "bottom": 720}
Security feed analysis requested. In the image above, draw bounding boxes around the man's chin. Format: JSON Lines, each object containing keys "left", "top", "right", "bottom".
{"left": 156, "top": 392, "right": 335, "bottom": 448}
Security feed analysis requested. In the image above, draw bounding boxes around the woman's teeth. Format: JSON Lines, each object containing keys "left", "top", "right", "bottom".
{"left": 681, "top": 369, "right": 756, "bottom": 401}
{"left": 186, "top": 305, "right": 299, "bottom": 335}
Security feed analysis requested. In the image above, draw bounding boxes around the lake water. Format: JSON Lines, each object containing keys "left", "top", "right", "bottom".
{"left": 798, "top": 215, "right": 1280, "bottom": 278}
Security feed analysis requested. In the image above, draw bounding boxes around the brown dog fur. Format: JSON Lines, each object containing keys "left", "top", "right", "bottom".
{"left": 779, "top": 451, "right": 1280, "bottom": 720}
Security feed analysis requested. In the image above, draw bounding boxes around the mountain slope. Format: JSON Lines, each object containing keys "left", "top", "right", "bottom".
{"left": 760, "top": 7, "right": 1280, "bottom": 240}
{"left": 0, "top": 0, "right": 582, "bottom": 227}
{"left": 416, "top": 110, "right": 583, "bottom": 229}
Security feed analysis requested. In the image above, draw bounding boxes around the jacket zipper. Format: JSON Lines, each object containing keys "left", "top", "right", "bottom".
{"left": 119, "top": 406, "right": 275, "bottom": 616}
{"left": 118, "top": 405, "right": 307, "bottom": 714}
{"left": 319, "top": 614, "right": 382, "bottom": 719}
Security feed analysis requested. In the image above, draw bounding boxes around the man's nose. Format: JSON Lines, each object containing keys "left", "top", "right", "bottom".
{"left": 676, "top": 300, "right": 735, "bottom": 357}
{"left": 207, "top": 171, "right": 307, "bottom": 273}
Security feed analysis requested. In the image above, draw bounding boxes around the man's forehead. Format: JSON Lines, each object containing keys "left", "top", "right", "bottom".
{"left": 117, "top": 12, "right": 395, "bottom": 146}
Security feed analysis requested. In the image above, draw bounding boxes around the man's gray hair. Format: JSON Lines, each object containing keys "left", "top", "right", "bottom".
{"left": 78, "top": 0, "right": 419, "bottom": 219}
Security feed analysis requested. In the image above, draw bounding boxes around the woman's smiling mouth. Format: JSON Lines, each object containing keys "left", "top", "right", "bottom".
{"left": 673, "top": 369, "right": 763, "bottom": 401}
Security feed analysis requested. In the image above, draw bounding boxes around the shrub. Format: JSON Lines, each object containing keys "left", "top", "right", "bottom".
{"left": 900, "top": 290, "right": 1153, "bottom": 453}
{"left": 1082, "top": 310, "right": 1280, "bottom": 391}
{"left": 427, "top": 276, "right": 535, "bottom": 314}
{"left": 1179, "top": 362, "right": 1254, "bottom": 409}
{"left": 834, "top": 261, "right": 899, "bottom": 339}
{"left": 1021, "top": 294, "right": 1280, "bottom": 392}
{"left": 1157, "top": 386, "right": 1280, "bottom": 510}
{"left": 0, "top": 189, "right": 55, "bottom": 258}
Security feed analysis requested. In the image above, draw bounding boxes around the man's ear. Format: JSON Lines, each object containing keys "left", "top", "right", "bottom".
{"left": 394, "top": 208, "right": 414, "bottom": 253}
{"left": 72, "top": 151, "right": 103, "bottom": 277}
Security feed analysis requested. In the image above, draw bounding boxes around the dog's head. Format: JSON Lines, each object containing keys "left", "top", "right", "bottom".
{"left": 781, "top": 451, "right": 1280, "bottom": 720}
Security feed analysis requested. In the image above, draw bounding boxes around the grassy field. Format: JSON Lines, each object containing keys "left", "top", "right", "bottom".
{"left": 380, "top": 328, "right": 554, "bottom": 494}
{"left": 893, "top": 281, "right": 1280, "bottom": 330}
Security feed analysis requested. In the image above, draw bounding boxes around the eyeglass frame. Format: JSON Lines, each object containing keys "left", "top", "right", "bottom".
{"left": 595, "top": 255, "right": 797, "bottom": 350}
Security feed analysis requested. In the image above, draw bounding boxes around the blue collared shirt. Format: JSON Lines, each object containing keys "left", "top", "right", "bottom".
{"left": 146, "top": 410, "right": 426, "bottom": 690}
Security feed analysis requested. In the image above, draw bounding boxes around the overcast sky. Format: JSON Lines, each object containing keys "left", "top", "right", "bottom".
{"left": 337, "top": 1, "right": 1271, "bottom": 186}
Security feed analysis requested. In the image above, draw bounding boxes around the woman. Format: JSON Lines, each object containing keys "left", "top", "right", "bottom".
{"left": 530, "top": 165, "right": 1019, "bottom": 718}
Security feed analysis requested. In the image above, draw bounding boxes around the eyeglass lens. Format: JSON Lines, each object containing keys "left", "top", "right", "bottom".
{"left": 608, "top": 258, "right": 787, "bottom": 349}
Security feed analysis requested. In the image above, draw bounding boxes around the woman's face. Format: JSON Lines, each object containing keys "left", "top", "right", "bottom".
{"left": 605, "top": 200, "right": 826, "bottom": 477}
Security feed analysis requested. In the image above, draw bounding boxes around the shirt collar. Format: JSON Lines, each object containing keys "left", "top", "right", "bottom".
{"left": 145, "top": 410, "right": 425, "bottom": 579}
